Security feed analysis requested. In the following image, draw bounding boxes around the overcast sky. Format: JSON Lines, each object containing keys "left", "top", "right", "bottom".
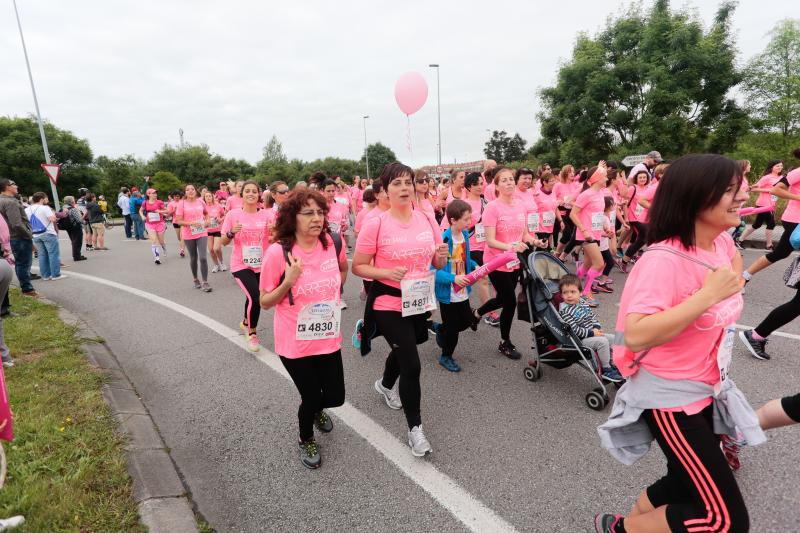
{"left": 1, "top": 1, "right": 795, "bottom": 169}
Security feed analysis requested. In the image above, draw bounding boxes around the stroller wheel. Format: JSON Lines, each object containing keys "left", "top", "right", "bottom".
{"left": 523, "top": 364, "right": 542, "bottom": 382}
{"left": 585, "top": 390, "right": 607, "bottom": 411}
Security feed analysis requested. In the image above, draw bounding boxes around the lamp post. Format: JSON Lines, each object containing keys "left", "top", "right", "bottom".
{"left": 362, "top": 115, "right": 370, "bottom": 181}
{"left": 13, "top": 0, "right": 60, "bottom": 209}
{"left": 429, "top": 64, "right": 441, "bottom": 166}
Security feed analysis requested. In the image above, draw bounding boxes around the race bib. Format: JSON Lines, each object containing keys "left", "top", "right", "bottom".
{"left": 296, "top": 301, "right": 341, "bottom": 341}
{"left": 542, "top": 211, "right": 555, "bottom": 227}
{"left": 329, "top": 221, "right": 340, "bottom": 234}
{"left": 591, "top": 213, "right": 604, "bottom": 232}
{"left": 190, "top": 223, "right": 205, "bottom": 235}
{"left": 771, "top": 194, "right": 779, "bottom": 204}
{"left": 400, "top": 271, "right": 437, "bottom": 317}
{"left": 474, "top": 223, "right": 486, "bottom": 243}
{"left": 147, "top": 212, "right": 160, "bottom": 222}
{"left": 634, "top": 203, "right": 644, "bottom": 218}
{"left": 527, "top": 213, "right": 540, "bottom": 233}
{"left": 242, "top": 245, "right": 263, "bottom": 267}
{"left": 335, "top": 197, "right": 348, "bottom": 205}
{"left": 209, "top": 217, "right": 220, "bottom": 229}
{"left": 714, "top": 326, "right": 736, "bottom": 397}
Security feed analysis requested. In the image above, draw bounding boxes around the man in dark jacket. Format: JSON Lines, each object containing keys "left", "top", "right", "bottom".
{"left": 0, "top": 179, "right": 36, "bottom": 297}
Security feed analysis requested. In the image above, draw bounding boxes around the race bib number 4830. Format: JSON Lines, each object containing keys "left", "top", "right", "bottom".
{"left": 296, "top": 301, "right": 341, "bottom": 340}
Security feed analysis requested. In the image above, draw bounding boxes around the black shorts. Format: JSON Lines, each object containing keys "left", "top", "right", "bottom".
{"left": 469, "top": 250, "right": 484, "bottom": 265}
{"left": 751, "top": 210, "right": 775, "bottom": 230}
{"left": 172, "top": 223, "right": 181, "bottom": 229}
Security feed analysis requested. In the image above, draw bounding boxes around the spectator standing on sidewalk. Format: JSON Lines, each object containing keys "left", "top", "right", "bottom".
{"left": 85, "top": 193, "right": 108, "bottom": 250}
{"left": 118, "top": 187, "right": 132, "bottom": 238}
{"left": 129, "top": 190, "right": 146, "bottom": 240}
{"left": 0, "top": 216, "right": 15, "bottom": 367}
{"left": 62, "top": 196, "right": 86, "bottom": 261}
{"left": 26, "top": 192, "right": 66, "bottom": 281}
{"left": 0, "top": 179, "right": 37, "bottom": 297}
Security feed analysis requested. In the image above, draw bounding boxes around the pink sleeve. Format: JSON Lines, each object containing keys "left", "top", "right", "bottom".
{"left": 338, "top": 239, "right": 347, "bottom": 263}
{"left": 175, "top": 201, "right": 184, "bottom": 218}
{"left": 355, "top": 216, "right": 379, "bottom": 255}
{"left": 574, "top": 190, "right": 590, "bottom": 210}
{"left": 625, "top": 255, "right": 678, "bottom": 316}
{"left": 259, "top": 243, "right": 285, "bottom": 291}
{"left": 481, "top": 202, "right": 498, "bottom": 228}
{"left": 787, "top": 168, "right": 800, "bottom": 186}
{"left": 221, "top": 211, "right": 235, "bottom": 234}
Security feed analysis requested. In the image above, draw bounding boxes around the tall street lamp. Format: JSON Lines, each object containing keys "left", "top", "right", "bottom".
{"left": 429, "top": 64, "right": 441, "bottom": 166}
{"left": 362, "top": 115, "right": 370, "bottom": 181}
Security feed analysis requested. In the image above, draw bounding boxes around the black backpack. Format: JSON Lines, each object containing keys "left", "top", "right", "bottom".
{"left": 57, "top": 208, "right": 78, "bottom": 231}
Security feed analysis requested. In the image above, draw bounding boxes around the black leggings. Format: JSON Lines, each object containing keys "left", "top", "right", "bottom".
{"left": 781, "top": 393, "right": 800, "bottom": 422}
{"left": 754, "top": 288, "right": 800, "bottom": 338}
{"left": 559, "top": 210, "right": 575, "bottom": 245}
{"left": 751, "top": 210, "right": 775, "bottom": 230}
{"left": 184, "top": 236, "right": 208, "bottom": 281}
{"left": 439, "top": 300, "right": 473, "bottom": 357}
{"left": 477, "top": 270, "right": 518, "bottom": 341}
{"left": 601, "top": 249, "right": 615, "bottom": 276}
{"left": 624, "top": 221, "right": 648, "bottom": 259}
{"left": 232, "top": 269, "right": 261, "bottom": 330}
{"left": 280, "top": 350, "right": 345, "bottom": 441}
{"left": 644, "top": 407, "right": 749, "bottom": 533}
{"left": 374, "top": 310, "right": 426, "bottom": 429}
{"left": 765, "top": 221, "right": 798, "bottom": 263}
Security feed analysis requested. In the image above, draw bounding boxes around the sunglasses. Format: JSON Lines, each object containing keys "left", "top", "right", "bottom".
{"left": 415, "top": 179, "right": 429, "bottom": 184}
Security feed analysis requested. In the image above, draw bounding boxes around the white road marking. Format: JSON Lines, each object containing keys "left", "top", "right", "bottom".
{"left": 734, "top": 324, "right": 800, "bottom": 341}
{"left": 51, "top": 270, "right": 519, "bottom": 533}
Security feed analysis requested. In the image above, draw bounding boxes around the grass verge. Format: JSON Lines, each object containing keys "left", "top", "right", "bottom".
{"left": 0, "top": 290, "right": 143, "bottom": 532}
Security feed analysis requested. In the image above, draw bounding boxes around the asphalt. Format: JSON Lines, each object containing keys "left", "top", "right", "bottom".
{"left": 27, "top": 228, "right": 800, "bottom": 532}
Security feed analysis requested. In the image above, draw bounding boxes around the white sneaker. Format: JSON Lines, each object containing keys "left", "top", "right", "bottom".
{"left": 51, "top": 275, "right": 68, "bottom": 281}
{"left": 219, "top": 264, "right": 227, "bottom": 272}
{"left": 2, "top": 360, "right": 14, "bottom": 368}
{"left": 408, "top": 425, "right": 432, "bottom": 457}
{"left": 211, "top": 265, "right": 219, "bottom": 273}
{"left": 374, "top": 379, "right": 402, "bottom": 410}
{"left": 340, "top": 300, "right": 348, "bottom": 310}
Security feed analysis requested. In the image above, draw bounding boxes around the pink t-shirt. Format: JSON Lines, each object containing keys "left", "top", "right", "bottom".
{"left": 574, "top": 188, "right": 605, "bottom": 241}
{"left": 440, "top": 196, "right": 487, "bottom": 252}
{"left": 142, "top": 200, "right": 165, "bottom": 227}
{"left": 167, "top": 200, "right": 180, "bottom": 219}
{"left": 536, "top": 190, "right": 559, "bottom": 234}
{"left": 553, "top": 181, "right": 581, "bottom": 210}
{"left": 354, "top": 206, "right": 374, "bottom": 234}
{"left": 615, "top": 233, "right": 742, "bottom": 414}
{"left": 626, "top": 185, "right": 649, "bottom": 223}
{"left": 445, "top": 187, "right": 467, "bottom": 206}
{"left": 754, "top": 174, "right": 780, "bottom": 207}
{"left": 176, "top": 199, "right": 208, "bottom": 240}
{"left": 641, "top": 184, "right": 658, "bottom": 223}
{"left": 355, "top": 210, "right": 442, "bottom": 311}
{"left": 327, "top": 202, "right": 349, "bottom": 234}
{"left": 413, "top": 197, "right": 436, "bottom": 217}
{"left": 481, "top": 198, "right": 527, "bottom": 272}
{"left": 221, "top": 208, "right": 271, "bottom": 273}
{"left": 260, "top": 235, "right": 346, "bottom": 359}
{"left": 483, "top": 181, "right": 496, "bottom": 201}
{"left": 226, "top": 196, "right": 244, "bottom": 213}
{"left": 206, "top": 204, "right": 225, "bottom": 233}
{"left": 350, "top": 187, "right": 364, "bottom": 212}
{"left": 215, "top": 190, "right": 229, "bottom": 201}
{"left": 782, "top": 168, "right": 800, "bottom": 223}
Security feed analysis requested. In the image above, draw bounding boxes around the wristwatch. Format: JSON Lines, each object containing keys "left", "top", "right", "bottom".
{"left": 226, "top": 231, "right": 235, "bottom": 239}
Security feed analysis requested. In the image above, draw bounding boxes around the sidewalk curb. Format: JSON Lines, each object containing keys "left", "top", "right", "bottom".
{"left": 53, "top": 303, "right": 200, "bottom": 533}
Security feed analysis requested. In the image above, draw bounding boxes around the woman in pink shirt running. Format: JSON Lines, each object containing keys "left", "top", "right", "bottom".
{"left": 203, "top": 191, "right": 226, "bottom": 273}
{"left": 221, "top": 181, "right": 271, "bottom": 352}
{"left": 737, "top": 160, "right": 783, "bottom": 249}
{"left": 259, "top": 189, "right": 348, "bottom": 469}
{"left": 595, "top": 154, "right": 753, "bottom": 533}
{"left": 570, "top": 162, "right": 611, "bottom": 305}
{"left": 167, "top": 191, "right": 186, "bottom": 257}
{"left": 174, "top": 184, "right": 212, "bottom": 292}
{"left": 141, "top": 188, "right": 168, "bottom": 265}
{"left": 352, "top": 162, "right": 448, "bottom": 458}
{"left": 618, "top": 170, "right": 652, "bottom": 273}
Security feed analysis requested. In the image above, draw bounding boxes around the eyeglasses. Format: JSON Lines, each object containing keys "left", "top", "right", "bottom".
{"left": 298, "top": 209, "right": 325, "bottom": 217}
{"left": 275, "top": 189, "right": 289, "bottom": 194}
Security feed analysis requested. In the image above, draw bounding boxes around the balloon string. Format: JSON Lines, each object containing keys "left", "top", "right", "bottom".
{"left": 406, "top": 115, "right": 413, "bottom": 155}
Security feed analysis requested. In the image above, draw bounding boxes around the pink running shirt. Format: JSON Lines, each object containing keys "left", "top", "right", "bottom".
{"left": 615, "top": 233, "right": 742, "bottom": 413}
{"left": 225, "top": 196, "right": 244, "bottom": 212}
{"left": 355, "top": 210, "right": 442, "bottom": 312}
{"left": 142, "top": 200, "right": 166, "bottom": 229}
{"left": 176, "top": 199, "right": 208, "bottom": 240}
{"left": 326, "top": 202, "right": 349, "bottom": 235}
{"left": 536, "top": 190, "right": 559, "bottom": 234}
{"left": 782, "top": 168, "right": 800, "bottom": 223}
{"left": 440, "top": 196, "right": 487, "bottom": 252}
{"left": 260, "top": 234, "right": 346, "bottom": 359}
{"left": 754, "top": 174, "right": 780, "bottom": 207}
{"left": 481, "top": 198, "right": 527, "bottom": 272}
{"left": 221, "top": 208, "right": 271, "bottom": 273}
{"left": 574, "top": 188, "right": 606, "bottom": 241}
{"left": 206, "top": 204, "right": 225, "bottom": 233}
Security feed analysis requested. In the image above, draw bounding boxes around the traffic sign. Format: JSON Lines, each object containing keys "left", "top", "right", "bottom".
{"left": 621, "top": 155, "right": 647, "bottom": 167}
{"left": 41, "top": 163, "right": 61, "bottom": 185}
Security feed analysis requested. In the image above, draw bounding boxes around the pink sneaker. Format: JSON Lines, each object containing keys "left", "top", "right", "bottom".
{"left": 247, "top": 334, "right": 260, "bottom": 352}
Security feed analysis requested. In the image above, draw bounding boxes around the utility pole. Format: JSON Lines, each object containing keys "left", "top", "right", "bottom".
{"left": 429, "top": 64, "right": 442, "bottom": 166}
{"left": 362, "top": 116, "right": 370, "bottom": 181}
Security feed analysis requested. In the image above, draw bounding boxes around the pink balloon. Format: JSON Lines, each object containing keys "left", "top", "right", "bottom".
{"left": 394, "top": 71, "right": 428, "bottom": 116}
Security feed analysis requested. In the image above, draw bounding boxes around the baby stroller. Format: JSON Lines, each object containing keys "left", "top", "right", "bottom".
{"left": 517, "top": 250, "right": 613, "bottom": 410}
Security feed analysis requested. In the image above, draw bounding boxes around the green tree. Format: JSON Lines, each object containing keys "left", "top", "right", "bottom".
{"left": 533, "top": 0, "right": 744, "bottom": 165}
{"left": 261, "top": 134, "right": 287, "bottom": 164}
{"left": 484, "top": 130, "right": 527, "bottom": 163}
{"left": 94, "top": 154, "right": 146, "bottom": 200}
{"left": 149, "top": 171, "right": 183, "bottom": 198}
{"left": 361, "top": 142, "right": 397, "bottom": 179}
{"left": 742, "top": 19, "right": 800, "bottom": 146}
{"left": 0, "top": 115, "right": 97, "bottom": 200}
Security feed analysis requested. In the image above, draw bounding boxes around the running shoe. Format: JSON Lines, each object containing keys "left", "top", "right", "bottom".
{"left": 374, "top": 379, "right": 402, "bottom": 410}
{"left": 247, "top": 334, "right": 259, "bottom": 352}
{"left": 615, "top": 250, "right": 624, "bottom": 258}
{"left": 583, "top": 294, "right": 599, "bottom": 308}
{"left": 739, "top": 329, "right": 769, "bottom": 360}
{"left": 438, "top": 354, "right": 461, "bottom": 372}
{"left": 154, "top": 259, "right": 161, "bottom": 265}
{"left": 592, "top": 283, "right": 613, "bottom": 294}
{"left": 352, "top": 319, "right": 363, "bottom": 350}
{"left": 340, "top": 300, "right": 347, "bottom": 310}
{"left": 51, "top": 275, "right": 68, "bottom": 281}
{"left": 618, "top": 260, "right": 629, "bottom": 274}
{"left": 498, "top": 340, "right": 522, "bottom": 360}
{"left": 484, "top": 313, "right": 501, "bottom": 327}
{"left": 211, "top": 265, "right": 219, "bottom": 273}
{"left": 720, "top": 433, "right": 743, "bottom": 471}
{"left": 298, "top": 439, "right": 321, "bottom": 469}
{"left": 314, "top": 410, "right": 333, "bottom": 433}
{"left": 180, "top": 249, "right": 185, "bottom": 257}
{"left": 407, "top": 425, "right": 432, "bottom": 457}
{"left": 193, "top": 280, "right": 202, "bottom": 289}
{"left": 601, "top": 366, "right": 624, "bottom": 383}
{"left": 219, "top": 264, "right": 227, "bottom": 271}
{"left": 594, "top": 513, "right": 624, "bottom": 533}
{"left": 202, "top": 282, "right": 213, "bottom": 293}
{"left": 733, "top": 239, "right": 743, "bottom": 250}
{"left": 2, "top": 360, "right": 14, "bottom": 368}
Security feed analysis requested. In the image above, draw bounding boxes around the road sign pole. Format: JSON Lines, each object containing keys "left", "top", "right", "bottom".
{"left": 13, "top": 0, "right": 60, "bottom": 210}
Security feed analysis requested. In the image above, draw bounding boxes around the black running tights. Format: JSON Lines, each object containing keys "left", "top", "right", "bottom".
{"left": 477, "top": 270, "right": 518, "bottom": 341}
{"left": 374, "top": 311, "right": 423, "bottom": 429}
{"left": 280, "top": 350, "right": 345, "bottom": 441}
{"left": 754, "top": 287, "right": 800, "bottom": 338}
{"left": 624, "top": 221, "right": 648, "bottom": 260}
{"left": 232, "top": 268, "right": 261, "bottom": 330}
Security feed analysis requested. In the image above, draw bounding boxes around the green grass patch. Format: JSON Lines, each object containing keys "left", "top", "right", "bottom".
{"left": 0, "top": 290, "right": 143, "bottom": 532}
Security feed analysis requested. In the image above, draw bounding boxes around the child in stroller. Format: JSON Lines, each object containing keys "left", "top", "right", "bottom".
{"left": 557, "top": 274, "right": 623, "bottom": 382}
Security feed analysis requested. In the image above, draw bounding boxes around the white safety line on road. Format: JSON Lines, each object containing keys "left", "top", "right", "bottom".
{"left": 53, "top": 270, "right": 518, "bottom": 533}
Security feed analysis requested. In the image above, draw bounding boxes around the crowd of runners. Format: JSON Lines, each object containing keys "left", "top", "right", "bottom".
{"left": 6, "top": 147, "right": 800, "bottom": 532}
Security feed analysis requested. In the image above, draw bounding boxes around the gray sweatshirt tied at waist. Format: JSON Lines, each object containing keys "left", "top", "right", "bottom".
{"left": 597, "top": 368, "right": 766, "bottom": 465}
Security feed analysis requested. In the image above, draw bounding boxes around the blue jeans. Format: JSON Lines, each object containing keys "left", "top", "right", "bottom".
{"left": 33, "top": 233, "right": 61, "bottom": 279}
{"left": 123, "top": 214, "right": 133, "bottom": 238}
{"left": 131, "top": 213, "right": 145, "bottom": 239}
{"left": 10, "top": 238, "right": 34, "bottom": 292}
